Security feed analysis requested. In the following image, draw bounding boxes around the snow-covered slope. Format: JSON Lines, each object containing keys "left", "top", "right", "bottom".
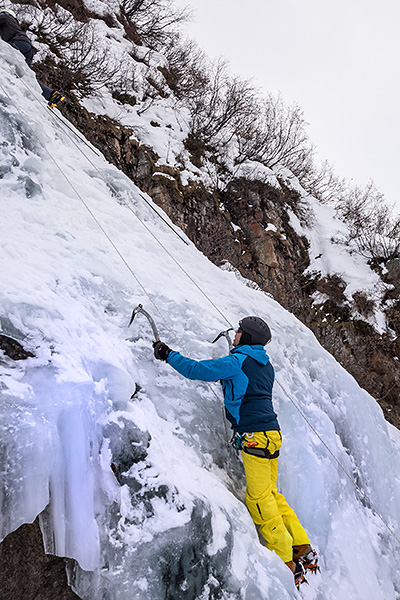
{"left": 1, "top": 44, "right": 400, "bottom": 600}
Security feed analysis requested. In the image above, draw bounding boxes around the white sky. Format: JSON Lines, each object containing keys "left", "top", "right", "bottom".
{"left": 176, "top": 0, "right": 400, "bottom": 212}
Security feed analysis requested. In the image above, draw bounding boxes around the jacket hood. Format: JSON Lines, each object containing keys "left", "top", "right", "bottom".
{"left": 231, "top": 344, "right": 270, "bottom": 365}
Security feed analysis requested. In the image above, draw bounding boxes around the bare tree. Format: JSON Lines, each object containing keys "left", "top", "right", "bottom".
{"left": 20, "top": 4, "right": 79, "bottom": 53}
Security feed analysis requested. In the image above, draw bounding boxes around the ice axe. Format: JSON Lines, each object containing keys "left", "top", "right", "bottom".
{"left": 211, "top": 328, "right": 233, "bottom": 352}
{"left": 128, "top": 304, "right": 160, "bottom": 342}
{"left": 129, "top": 304, "right": 233, "bottom": 351}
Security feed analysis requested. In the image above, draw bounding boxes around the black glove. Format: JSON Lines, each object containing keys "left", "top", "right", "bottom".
{"left": 153, "top": 340, "right": 172, "bottom": 361}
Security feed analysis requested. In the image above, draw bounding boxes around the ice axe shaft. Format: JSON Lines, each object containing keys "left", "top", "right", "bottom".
{"left": 212, "top": 328, "right": 233, "bottom": 352}
{"left": 129, "top": 304, "right": 160, "bottom": 342}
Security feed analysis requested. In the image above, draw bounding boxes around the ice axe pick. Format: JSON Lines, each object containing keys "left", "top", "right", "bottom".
{"left": 129, "top": 304, "right": 160, "bottom": 342}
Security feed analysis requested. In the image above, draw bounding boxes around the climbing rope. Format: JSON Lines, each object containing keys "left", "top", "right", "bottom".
{"left": 275, "top": 379, "right": 400, "bottom": 545}
{"left": 1, "top": 78, "right": 232, "bottom": 445}
{"left": 17, "top": 76, "right": 232, "bottom": 328}
{"left": 3, "top": 79, "right": 399, "bottom": 547}
{"left": 0, "top": 82, "right": 185, "bottom": 346}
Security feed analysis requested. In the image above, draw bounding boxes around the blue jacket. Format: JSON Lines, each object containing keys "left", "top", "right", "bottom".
{"left": 167, "top": 345, "right": 279, "bottom": 433}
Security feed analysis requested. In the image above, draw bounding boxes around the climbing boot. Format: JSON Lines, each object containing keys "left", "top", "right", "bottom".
{"left": 293, "top": 544, "right": 319, "bottom": 574}
{"left": 285, "top": 560, "right": 307, "bottom": 589}
{"left": 48, "top": 90, "right": 65, "bottom": 107}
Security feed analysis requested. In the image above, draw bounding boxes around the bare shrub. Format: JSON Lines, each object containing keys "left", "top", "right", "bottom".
{"left": 317, "top": 274, "right": 347, "bottom": 305}
{"left": 352, "top": 291, "right": 376, "bottom": 318}
{"left": 235, "top": 94, "right": 314, "bottom": 174}
{"left": 111, "top": 60, "right": 137, "bottom": 101}
{"left": 19, "top": 4, "right": 121, "bottom": 94}
{"left": 336, "top": 181, "right": 400, "bottom": 261}
{"left": 301, "top": 159, "right": 347, "bottom": 204}
{"left": 297, "top": 160, "right": 400, "bottom": 263}
{"left": 118, "top": 0, "right": 191, "bottom": 50}
{"left": 19, "top": 3, "right": 78, "bottom": 52}
{"left": 61, "top": 26, "right": 121, "bottom": 94}
{"left": 162, "top": 35, "right": 208, "bottom": 101}
{"left": 186, "top": 59, "right": 256, "bottom": 155}
{"left": 183, "top": 62, "right": 317, "bottom": 191}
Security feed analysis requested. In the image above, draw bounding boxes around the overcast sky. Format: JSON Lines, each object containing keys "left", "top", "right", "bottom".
{"left": 176, "top": 0, "right": 400, "bottom": 212}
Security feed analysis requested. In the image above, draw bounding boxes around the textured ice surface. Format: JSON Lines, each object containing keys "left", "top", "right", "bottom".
{"left": 1, "top": 43, "right": 400, "bottom": 599}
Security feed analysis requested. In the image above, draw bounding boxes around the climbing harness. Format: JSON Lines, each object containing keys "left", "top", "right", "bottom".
{"left": 231, "top": 432, "right": 280, "bottom": 459}
{"left": 242, "top": 444, "right": 280, "bottom": 459}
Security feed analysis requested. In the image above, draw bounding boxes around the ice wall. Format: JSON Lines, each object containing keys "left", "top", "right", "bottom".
{"left": 1, "top": 43, "right": 400, "bottom": 600}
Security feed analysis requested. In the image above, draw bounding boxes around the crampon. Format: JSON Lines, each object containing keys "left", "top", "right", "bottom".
{"left": 286, "top": 560, "right": 308, "bottom": 590}
{"left": 293, "top": 544, "right": 320, "bottom": 575}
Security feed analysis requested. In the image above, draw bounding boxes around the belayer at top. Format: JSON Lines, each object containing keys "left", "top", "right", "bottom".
{"left": 153, "top": 315, "right": 319, "bottom": 589}
{"left": 0, "top": 6, "right": 64, "bottom": 107}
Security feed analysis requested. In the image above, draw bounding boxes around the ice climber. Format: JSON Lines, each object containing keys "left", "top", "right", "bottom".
{"left": 153, "top": 316, "right": 318, "bottom": 588}
{"left": 0, "top": 7, "right": 64, "bottom": 106}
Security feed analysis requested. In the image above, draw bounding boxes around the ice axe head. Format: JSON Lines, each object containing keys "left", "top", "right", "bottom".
{"left": 211, "top": 328, "right": 233, "bottom": 351}
{"left": 128, "top": 304, "right": 144, "bottom": 327}
{"left": 128, "top": 304, "right": 160, "bottom": 342}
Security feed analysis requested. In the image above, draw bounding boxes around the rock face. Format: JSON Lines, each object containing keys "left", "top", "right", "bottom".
{"left": 56, "top": 100, "right": 400, "bottom": 427}
{"left": 0, "top": 335, "right": 35, "bottom": 360}
{"left": 0, "top": 519, "right": 80, "bottom": 600}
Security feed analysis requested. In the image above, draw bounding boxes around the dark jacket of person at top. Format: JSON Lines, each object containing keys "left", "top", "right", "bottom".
{"left": 0, "top": 6, "right": 28, "bottom": 43}
{"left": 0, "top": 7, "right": 64, "bottom": 106}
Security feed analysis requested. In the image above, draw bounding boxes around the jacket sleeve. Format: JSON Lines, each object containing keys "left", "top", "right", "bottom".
{"left": 167, "top": 351, "right": 241, "bottom": 382}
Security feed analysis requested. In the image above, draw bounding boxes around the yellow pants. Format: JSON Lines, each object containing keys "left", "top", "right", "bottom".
{"left": 242, "top": 430, "right": 310, "bottom": 563}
